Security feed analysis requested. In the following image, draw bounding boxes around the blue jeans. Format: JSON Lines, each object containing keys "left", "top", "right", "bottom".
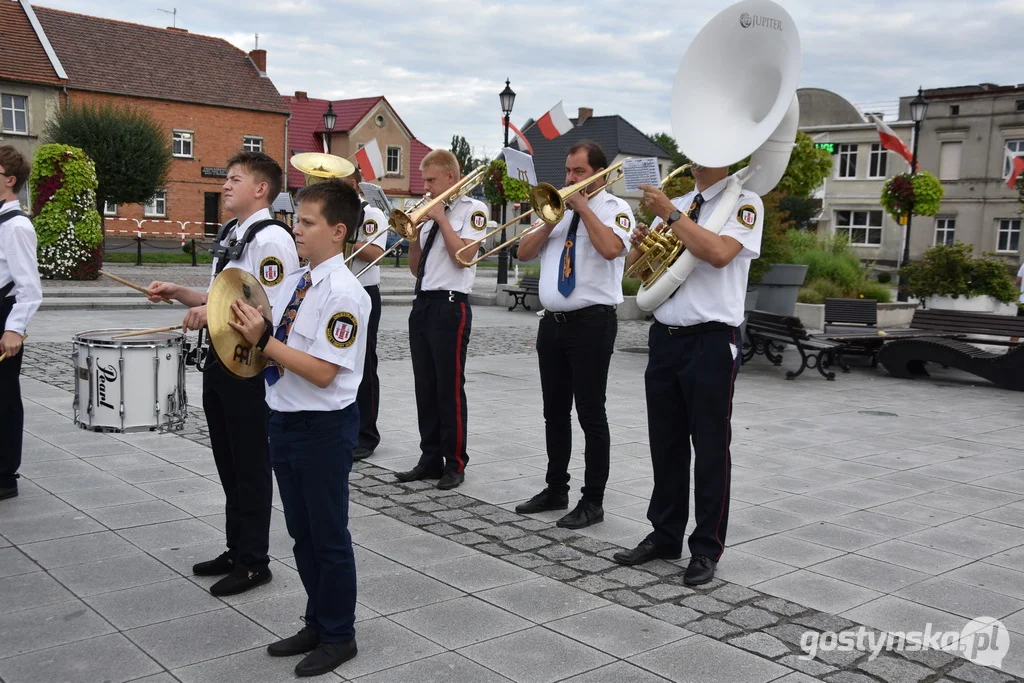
{"left": 269, "top": 406, "right": 358, "bottom": 643}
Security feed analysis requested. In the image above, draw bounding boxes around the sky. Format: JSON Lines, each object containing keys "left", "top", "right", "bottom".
{"left": 32, "top": 0, "right": 1024, "bottom": 158}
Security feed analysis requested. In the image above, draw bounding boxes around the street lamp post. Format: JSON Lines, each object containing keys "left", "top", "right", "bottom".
{"left": 323, "top": 102, "right": 337, "bottom": 154}
{"left": 897, "top": 87, "right": 929, "bottom": 302}
{"left": 498, "top": 79, "right": 516, "bottom": 285}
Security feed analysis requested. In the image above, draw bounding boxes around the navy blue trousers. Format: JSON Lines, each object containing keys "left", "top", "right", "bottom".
{"left": 0, "top": 295, "right": 23, "bottom": 489}
{"left": 269, "top": 406, "right": 358, "bottom": 643}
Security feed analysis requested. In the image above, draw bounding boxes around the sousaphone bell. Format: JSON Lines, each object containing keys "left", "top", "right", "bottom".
{"left": 206, "top": 268, "right": 272, "bottom": 379}
{"left": 289, "top": 152, "right": 356, "bottom": 185}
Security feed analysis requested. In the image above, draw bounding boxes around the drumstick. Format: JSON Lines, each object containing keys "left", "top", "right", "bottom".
{"left": 111, "top": 325, "right": 184, "bottom": 339}
{"left": 98, "top": 270, "right": 175, "bottom": 305}
{"left": 0, "top": 333, "right": 28, "bottom": 362}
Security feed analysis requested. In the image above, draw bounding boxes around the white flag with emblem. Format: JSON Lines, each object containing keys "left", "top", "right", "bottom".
{"left": 503, "top": 147, "right": 537, "bottom": 186}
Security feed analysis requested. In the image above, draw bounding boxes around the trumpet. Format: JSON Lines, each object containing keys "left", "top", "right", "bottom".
{"left": 388, "top": 165, "right": 487, "bottom": 242}
{"left": 455, "top": 161, "right": 627, "bottom": 267}
{"left": 624, "top": 163, "right": 694, "bottom": 282}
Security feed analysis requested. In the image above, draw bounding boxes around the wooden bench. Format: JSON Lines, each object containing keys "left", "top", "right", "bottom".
{"left": 824, "top": 297, "right": 878, "bottom": 330}
{"left": 907, "top": 309, "right": 1024, "bottom": 345}
{"left": 878, "top": 336, "right": 1024, "bottom": 391}
{"left": 742, "top": 310, "right": 846, "bottom": 380}
{"left": 507, "top": 275, "right": 540, "bottom": 311}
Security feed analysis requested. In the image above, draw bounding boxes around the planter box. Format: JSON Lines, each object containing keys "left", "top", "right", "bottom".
{"left": 924, "top": 295, "right": 1019, "bottom": 316}
{"left": 877, "top": 302, "right": 918, "bottom": 328}
{"left": 750, "top": 263, "right": 808, "bottom": 316}
{"left": 795, "top": 303, "right": 824, "bottom": 331}
{"left": 617, "top": 296, "right": 648, "bottom": 320}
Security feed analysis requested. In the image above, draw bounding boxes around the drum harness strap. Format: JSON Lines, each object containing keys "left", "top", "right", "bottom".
{"left": 0, "top": 210, "right": 29, "bottom": 310}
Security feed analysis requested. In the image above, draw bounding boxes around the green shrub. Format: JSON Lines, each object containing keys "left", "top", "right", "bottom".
{"left": 622, "top": 277, "right": 641, "bottom": 296}
{"left": 798, "top": 278, "right": 845, "bottom": 304}
{"left": 858, "top": 282, "right": 893, "bottom": 303}
{"left": 899, "top": 242, "right": 1018, "bottom": 303}
{"left": 791, "top": 232, "right": 892, "bottom": 303}
{"left": 877, "top": 271, "right": 892, "bottom": 284}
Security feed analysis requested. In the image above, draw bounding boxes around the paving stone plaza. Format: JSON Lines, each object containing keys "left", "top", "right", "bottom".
{"left": 2, "top": 267, "right": 1023, "bottom": 682}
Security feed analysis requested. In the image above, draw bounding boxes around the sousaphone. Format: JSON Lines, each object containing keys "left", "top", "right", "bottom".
{"left": 206, "top": 268, "right": 272, "bottom": 379}
{"left": 633, "top": 0, "right": 802, "bottom": 311}
{"left": 289, "top": 152, "right": 355, "bottom": 185}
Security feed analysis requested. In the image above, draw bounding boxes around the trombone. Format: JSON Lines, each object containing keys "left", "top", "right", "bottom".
{"left": 623, "top": 163, "right": 694, "bottom": 281}
{"left": 455, "top": 161, "right": 628, "bottom": 267}
{"left": 388, "top": 165, "right": 487, "bottom": 243}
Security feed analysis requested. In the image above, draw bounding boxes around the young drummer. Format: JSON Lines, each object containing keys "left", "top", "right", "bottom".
{"left": 229, "top": 179, "right": 369, "bottom": 677}
{"left": 0, "top": 146, "right": 42, "bottom": 501}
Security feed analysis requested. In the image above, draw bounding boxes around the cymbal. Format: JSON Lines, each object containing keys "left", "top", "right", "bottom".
{"left": 289, "top": 152, "right": 355, "bottom": 183}
{"left": 207, "top": 268, "right": 272, "bottom": 379}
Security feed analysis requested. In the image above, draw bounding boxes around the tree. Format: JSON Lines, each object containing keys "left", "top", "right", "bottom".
{"left": 451, "top": 134, "right": 483, "bottom": 174}
{"left": 44, "top": 103, "right": 172, "bottom": 215}
{"left": 731, "top": 131, "right": 832, "bottom": 199}
{"left": 647, "top": 132, "right": 688, "bottom": 171}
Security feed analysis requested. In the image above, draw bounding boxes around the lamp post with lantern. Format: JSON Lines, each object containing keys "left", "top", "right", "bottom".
{"left": 497, "top": 79, "right": 516, "bottom": 285}
{"left": 897, "top": 87, "right": 929, "bottom": 302}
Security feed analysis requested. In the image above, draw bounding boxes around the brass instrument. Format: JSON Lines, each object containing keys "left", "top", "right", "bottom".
{"left": 624, "top": 163, "right": 694, "bottom": 283}
{"left": 455, "top": 162, "right": 627, "bottom": 267}
{"left": 289, "top": 152, "right": 355, "bottom": 185}
{"left": 388, "top": 165, "right": 487, "bottom": 242}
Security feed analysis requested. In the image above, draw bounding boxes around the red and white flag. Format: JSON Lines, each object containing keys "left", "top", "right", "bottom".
{"left": 503, "top": 118, "right": 534, "bottom": 155}
{"left": 1007, "top": 151, "right": 1024, "bottom": 190}
{"left": 535, "top": 100, "right": 574, "bottom": 140}
{"left": 355, "top": 139, "right": 385, "bottom": 181}
{"left": 868, "top": 113, "right": 917, "bottom": 171}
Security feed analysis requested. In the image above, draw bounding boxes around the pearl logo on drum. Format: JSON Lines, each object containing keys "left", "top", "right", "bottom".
{"left": 96, "top": 363, "right": 118, "bottom": 410}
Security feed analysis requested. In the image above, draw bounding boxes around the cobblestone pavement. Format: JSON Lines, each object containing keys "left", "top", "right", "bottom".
{"left": 5, "top": 306, "right": 1024, "bottom": 682}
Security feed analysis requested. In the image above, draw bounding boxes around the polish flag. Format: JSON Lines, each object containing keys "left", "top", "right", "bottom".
{"left": 355, "top": 139, "right": 385, "bottom": 181}
{"left": 1007, "top": 153, "right": 1024, "bottom": 190}
{"left": 868, "top": 114, "right": 917, "bottom": 171}
{"left": 503, "top": 118, "right": 534, "bottom": 155}
{"left": 535, "top": 100, "right": 574, "bottom": 140}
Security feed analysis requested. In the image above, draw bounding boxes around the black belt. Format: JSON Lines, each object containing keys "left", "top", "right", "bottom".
{"left": 417, "top": 290, "right": 468, "bottom": 303}
{"left": 655, "top": 320, "right": 731, "bottom": 336}
{"left": 544, "top": 304, "right": 615, "bottom": 323}
{"left": 0, "top": 281, "right": 13, "bottom": 299}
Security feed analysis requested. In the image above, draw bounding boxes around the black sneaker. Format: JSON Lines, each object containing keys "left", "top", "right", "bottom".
{"left": 295, "top": 641, "right": 358, "bottom": 677}
{"left": 515, "top": 489, "right": 569, "bottom": 514}
{"left": 192, "top": 552, "right": 234, "bottom": 576}
{"left": 268, "top": 623, "right": 320, "bottom": 657}
{"left": 0, "top": 486, "right": 18, "bottom": 501}
{"left": 209, "top": 566, "right": 272, "bottom": 596}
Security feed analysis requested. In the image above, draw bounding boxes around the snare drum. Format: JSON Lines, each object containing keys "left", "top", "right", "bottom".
{"left": 72, "top": 328, "right": 187, "bottom": 433}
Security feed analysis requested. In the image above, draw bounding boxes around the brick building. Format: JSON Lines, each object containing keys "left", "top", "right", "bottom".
{"left": 23, "top": 2, "right": 290, "bottom": 237}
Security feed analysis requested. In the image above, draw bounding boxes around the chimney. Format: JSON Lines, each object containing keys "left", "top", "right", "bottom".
{"left": 249, "top": 49, "right": 267, "bottom": 75}
{"left": 577, "top": 107, "right": 593, "bottom": 125}
{"left": 294, "top": 91, "right": 308, "bottom": 102}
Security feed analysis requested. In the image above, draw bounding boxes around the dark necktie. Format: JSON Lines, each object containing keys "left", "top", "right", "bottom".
{"left": 557, "top": 212, "right": 582, "bottom": 297}
{"left": 415, "top": 221, "right": 440, "bottom": 294}
{"left": 262, "top": 271, "right": 312, "bottom": 385}
{"left": 688, "top": 193, "right": 705, "bottom": 223}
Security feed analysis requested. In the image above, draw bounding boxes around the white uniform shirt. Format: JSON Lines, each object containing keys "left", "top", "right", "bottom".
{"left": 650, "top": 177, "right": 763, "bottom": 327}
{"left": 352, "top": 204, "right": 389, "bottom": 288}
{"left": 536, "top": 190, "right": 633, "bottom": 312}
{"left": 1017, "top": 262, "right": 1024, "bottom": 304}
{"left": 209, "top": 207, "right": 299, "bottom": 312}
{"left": 0, "top": 200, "right": 42, "bottom": 335}
{"left": 417, "top": 194, "right": 488, "bottom": 294}
{"left": 265, "top": 253, "right": 371, "bottom": 413}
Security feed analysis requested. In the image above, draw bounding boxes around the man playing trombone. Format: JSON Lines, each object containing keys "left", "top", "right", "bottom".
{"left": 394, "top": 150, "right": 488, "bottom": 490}
{"left": 344, "top": 169, "right": 389, "bottom": 461}
{"left": 513, "top": 140, "right": 634, "bottom": 529}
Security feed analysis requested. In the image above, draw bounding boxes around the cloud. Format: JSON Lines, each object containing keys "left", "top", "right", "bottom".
{"left": 31, "top": 0, "right": 1024, "bottom": 161}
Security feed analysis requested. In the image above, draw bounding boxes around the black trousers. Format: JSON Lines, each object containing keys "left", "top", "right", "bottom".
{"left": 0, "top": 295, "right": 23, "bottom": 490}
{"left": 356, "top": 284, "right": 382, "bottom": 450}
{"left": 409, "top": 294, "right": 471, "bottom": 474}
{"left": 202, "top": 358, "right": 272, "bottom": 572}
{"left": 536, "top": 306, "right": 617, "bottom": 505}
{"left": 645, "top": 322, "right": 740, "bottom": 561}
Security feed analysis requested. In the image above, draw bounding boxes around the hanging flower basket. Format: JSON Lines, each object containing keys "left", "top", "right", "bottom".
{"left": 481, "top": 159, "right": 530, "bottom": 206}
{"left": 880, "top": 171, "right": 944, "bottom": 223}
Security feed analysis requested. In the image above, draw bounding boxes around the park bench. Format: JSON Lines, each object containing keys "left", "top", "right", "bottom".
{"left": 742, "top": 310, "right": 845, "bottom": 380}
{"left": 905, "top": 308, "right": 1024, "bottom": 346}
{"left": 507, "top": 275, "right": 540, "bottom": 311}
{"left": 824, "top": 297, "right": 878, "bottom": 331}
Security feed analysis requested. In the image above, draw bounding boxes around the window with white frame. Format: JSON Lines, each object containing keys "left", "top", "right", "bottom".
{"left": 934, "top": 217, "right": 955, "bottom": 246}
{"left": 172, "top": 130, "right": 193, "bottom": 158}
{"left": 243, "top": 136, "right": 263, "bottom": 152}
{"left": 835, "top": 209, "right": 883, "bottom": 246}
{"left": 1004, "top": 140, "right": 1024, "bottom": 178}
{"left": 1, "top": 94, "right": 28, "bottom": 134}
{"left": 103, "top": 201, "right": 117, "bottom": 216}
{"left": 144, "top": 190, "right": 167, "bottom": 217}
{"left": 868, "top": 143, "right": 888, "bottom": 178}
{"left": 939, "top": 142, "right": 962, "bottom": 181}
{"left": 386, "top": 146, "right": 401, "bottom": 175}
{"left": 997, "top": 218, "right": 1020, "bottom": 253}
{"left": 837, "top": 143, "right": 857, "bottom": 178}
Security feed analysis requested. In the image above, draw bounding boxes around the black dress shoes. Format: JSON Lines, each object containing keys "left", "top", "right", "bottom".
{"left": 268, "top": 624, "right": 320, "bottom": 657}
{"left": 556, "top": 500, "right": 604, "bottom": 529}
{"left": 515, "top": 489, "right": 569, "bottom": 514}
{"left": 683, "top": 555, "right": 717, "bottom": 586}
{"left": 192, "top": 552, "right": 234, "bottom": 576}
{"left": 0, "top": 486, "right": 18, "bottom": 501}
{"left": 437, "top": 471, "right": 464, "bottom": 490}
{"left": 295, "top": 641, "right": 358, "bottom": 677}
{"left": 210, "top": 566, "right": 272, "bottom": 596}
{"left": 394, "top": 464, "right": 442, "bottom": 482}
{"left": 352, "top": 446, "right": 374, "bottom": 462}
{"left": 612, "top": 539, "right": 682, "bottom": 566}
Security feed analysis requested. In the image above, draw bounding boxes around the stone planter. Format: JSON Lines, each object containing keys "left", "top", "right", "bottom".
{"left": 749, "top": 264, "right": 809, "bottom": 316}
{"left": 617, "top": 296, "right": 648, "bottom": 320}
{"left": 795, "top": 303, "right": 824, "bottom": 331}
{"left": 924, "top": 295, "right": 1018, "bottom": 316}
{"left": 744, "top": 289, "right": 760, "bottom": 311}
{"left": 877, "top": 302, "right": 918, "bottom": 328}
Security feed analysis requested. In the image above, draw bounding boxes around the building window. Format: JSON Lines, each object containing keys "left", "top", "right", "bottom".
{"left": 243, "top": 136, "right": 263, "bottom": 152}
{"left": 835, "top": 209, "right": 882, "bottom": 246}
{"left": 1017, "top": 100, "right": 1024, "bottom": 112}
{"left": 934, "top": 217, "right": 955, "bottom": 246}
{"left": 386, "top": 146, "right": 401, "bottom": 175}
{"left": 1, "top": 94, "right": 28, "bottom": 134}
{"left": 1004, "top": 139, "right": 1024, "bottom": 177}
{"left": 172, "top": 130, "right": 193, "bottom": 158}
{"left": 867, "top": 143, "right": 888, "bottom": 178}
{"left": 837, "top": 143, "right": 857, "bottom": 178}
{"left": 997, "top": 219, "right": 1020, "bottom": 253}
{"left": 939, "top": 142, "right": 962, "bottom": 181}
{"left": 950, "top": 105, "right": 960, "bottom": 116}
{"left": 103, "top": 201, "right": 117, "bottom": 216}
{"left": 144, "top": 190, "right": 167, "bottom": 217}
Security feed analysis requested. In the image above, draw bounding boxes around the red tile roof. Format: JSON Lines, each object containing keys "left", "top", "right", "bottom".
{"left": 33, "top": 5, "right": 289, "bottom": 113}
{"left": 409, "top": 139, "right": 432, "bottom": 196}
{"left": 0, "top": 2, "right": 64, "bottom": 85}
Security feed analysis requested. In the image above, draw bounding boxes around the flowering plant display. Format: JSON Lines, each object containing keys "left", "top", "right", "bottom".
{"left": 482, "top": 159, "right": 530, "bottom": 206}
{"left": 880, "top": 171, "right": 943, "bottom": 222}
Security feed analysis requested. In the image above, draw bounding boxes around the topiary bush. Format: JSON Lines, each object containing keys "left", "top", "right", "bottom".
{"left": 30, "top": 144, "right": 104, "bottom": 279}
{"left": 899, "top": 241, "right": 1018, "bottom": 303}
{"left": 876, "top": 271, "right": 892, "bottom": 284}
